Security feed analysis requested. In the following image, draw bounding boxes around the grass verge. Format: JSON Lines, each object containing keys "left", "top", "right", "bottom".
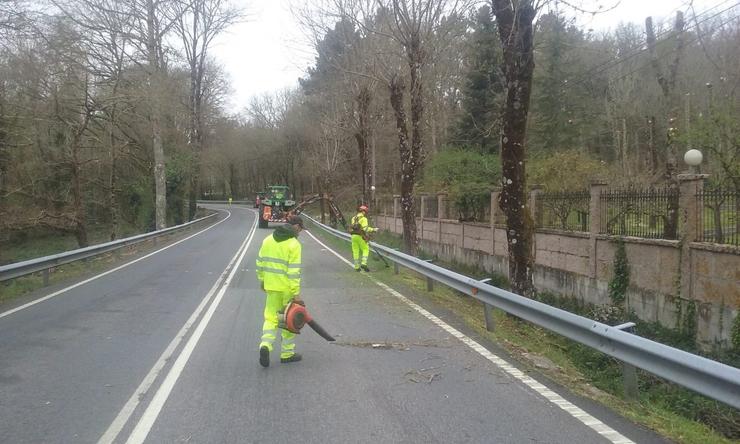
{"left": 0, "top": 210, "right": 217, "bottom": 307}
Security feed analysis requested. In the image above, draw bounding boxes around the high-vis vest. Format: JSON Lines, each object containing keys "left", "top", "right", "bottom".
{"left": 351, "top": 212, "right": 372, "bottom": 236}
{"left": 256, "top": 233, "right": 302, "bottom": 295}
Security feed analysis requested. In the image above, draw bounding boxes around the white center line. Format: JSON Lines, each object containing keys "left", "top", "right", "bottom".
{"left": 121, "top": 213, "right": 258, "bottom": 444}
{"left": 98, "top": 211, "right": 256, "bottom": 444}
{"left": 304, "top": 229, "right": 634, "bottom": 444}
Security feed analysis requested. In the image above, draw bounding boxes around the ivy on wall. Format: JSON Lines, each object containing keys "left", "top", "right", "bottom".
{"left": 732, "top": 313, "right": 740, "bottom": 351}
{"left": 608, "top": 239, "right": 629, "bottom": 306}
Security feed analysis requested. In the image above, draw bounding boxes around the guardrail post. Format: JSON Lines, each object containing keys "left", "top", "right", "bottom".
{"left": 394, "top": 262, "right": 399, "bottom": 275}
{"left": 615, "top": 322, "right": 639, "bottom": 400}
{"left": 479, "top": 278, "right": 495, "bottom": 331}
{"left": 42, "top": 269, "right": 50, "bottom": 286}
{"left": 423, "top": 259, "right": 434, "bottom": 291}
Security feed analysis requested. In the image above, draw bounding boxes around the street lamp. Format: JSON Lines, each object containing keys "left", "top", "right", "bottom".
{"left": 684, "top": 149, "right": 703, "bottom": 173}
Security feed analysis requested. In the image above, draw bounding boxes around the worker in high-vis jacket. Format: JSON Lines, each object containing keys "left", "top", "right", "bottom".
{"left": 350, "top": 204, "right": 377, "bottom": 272}
{"left": 256, "top": 215, "right": 304, "bottom": 367}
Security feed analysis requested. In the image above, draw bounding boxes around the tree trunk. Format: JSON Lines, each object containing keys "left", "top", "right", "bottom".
{"left": 354, "top": 86, "right": 371, "bottom": 203}
{"left": 493, "top": 0, "right": 536, "bottom": 297}
{"left": 108, "top": 117, "right": 118, "bottom": 241}
{"left": 147, "top": 0, "right": 166, "bottom": 230}
{"left": 389, "top": 74, "right": 418, "bottom": 255}
{"left": 646, "top": 13, "right": 685, "bottom": 238}
{"left": 71, "top": 126, "right": 88, "bottom": 248}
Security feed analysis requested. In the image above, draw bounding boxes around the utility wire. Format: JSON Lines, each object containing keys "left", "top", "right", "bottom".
{"left": 562, "top": 0, "right": 739, "bottom": 87}
{"left": 563, "top": 2, "right": 739, "bottom": 90}
{"left": 570, "top": 11, "right": 739, "bottom": 90}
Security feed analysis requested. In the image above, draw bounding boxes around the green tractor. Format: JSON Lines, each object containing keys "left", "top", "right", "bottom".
{"left": 258, "top": 185, "right": 296, "bottom": 228}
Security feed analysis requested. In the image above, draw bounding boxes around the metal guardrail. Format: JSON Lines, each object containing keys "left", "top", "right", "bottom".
{"left": 305, "top": 215, "right": 740, "bottom": 409}
{"left": 197, "top": 200, "right": 250, "bottom": 205}
{"left": 0, "top": 213, "right": 219, "bottom": 283}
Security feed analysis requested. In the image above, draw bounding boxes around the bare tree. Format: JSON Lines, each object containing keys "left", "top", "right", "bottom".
{"left": 174, "top": 0, "right": 242, "bottom": 220}
{"left": 52, "top": 0, "right": 137, "bottom": 240}
{"left": 380, "top": 0, "right": 468, "bottom": 254}
{"left": 645, "top": 11, "right": 686, "bottom": 239}
{"left": 111, "top": 0, "right": 184, "bottom": 230}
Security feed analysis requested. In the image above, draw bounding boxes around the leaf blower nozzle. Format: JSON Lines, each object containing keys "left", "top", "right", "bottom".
{"left": 278, "top": 301, "right": 335, "bottom": 342}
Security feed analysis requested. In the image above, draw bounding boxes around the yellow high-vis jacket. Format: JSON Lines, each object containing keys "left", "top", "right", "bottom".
{"left": 350, "top": 212, "right": 377, "bottom": 238}
{"left": 256, "top": 225, "right": 302, "bottom": 295}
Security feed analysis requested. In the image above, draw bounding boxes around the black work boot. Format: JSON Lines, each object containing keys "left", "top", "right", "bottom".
{"left": 360, "top": 264, "right": 370, "bottom": 272}
{"left": 259, "top": 346, "right": 270, "bottom": 368}
{"left": 280, "top": 353, "right": 302, "bottom": 363}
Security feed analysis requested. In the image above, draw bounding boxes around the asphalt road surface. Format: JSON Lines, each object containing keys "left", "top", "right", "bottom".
{"left": 0, "top": 205, "right": 670, "bottom": 444}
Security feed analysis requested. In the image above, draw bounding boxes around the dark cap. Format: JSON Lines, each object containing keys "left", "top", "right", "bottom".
{"left": 287, "top": 215, "right": 304, "bottom": 228}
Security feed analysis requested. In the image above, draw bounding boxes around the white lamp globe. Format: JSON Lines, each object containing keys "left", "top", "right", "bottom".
{"left": 370, "top": 185, "right": 376, "bottom": 191}
{"left": 684, "top": 149, "right": 703, "bottom": 167}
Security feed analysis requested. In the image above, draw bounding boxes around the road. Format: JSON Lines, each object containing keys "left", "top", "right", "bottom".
{"left": 0, "top": 205, "right": 669, "bottom": 444}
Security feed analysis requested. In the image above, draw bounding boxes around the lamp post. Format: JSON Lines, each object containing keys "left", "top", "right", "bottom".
{"left": 684, "top": 149, "right": 703, "bottom": 173}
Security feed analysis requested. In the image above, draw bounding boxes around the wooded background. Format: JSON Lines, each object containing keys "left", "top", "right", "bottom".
{"left": 1, "top": 0, "right": 738, "bottom": 275}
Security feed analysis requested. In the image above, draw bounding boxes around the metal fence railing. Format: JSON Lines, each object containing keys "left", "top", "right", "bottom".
{"left": 537, "top": 191, "right": 590, "bottom": 232}
{"left": 423, "top": 196, "right": 438, "bottom": 219}
{"left": 699, "top": 188, "right": 739, "bottom": 246}
{"left": 305, "top": 214, "right": 740, "bottom": 409}
{"left": 600, "top": 187, "right": 680, "bottom": 239}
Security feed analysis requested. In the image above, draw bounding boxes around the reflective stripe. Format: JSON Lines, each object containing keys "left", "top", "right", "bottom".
{"left": 258, "top": 267, "right": 301, "bottom": 278}
{"left": 258, "top": 256, "right": 289, "bottom": 266}
{"left": 258, "top": 257, "right": 301, "bottom": 267}
{"left": 257, "top": 266, "right": 292, "bottom": 275}
{"left": 261, "top": 329, "right": 277, "bottom": 343}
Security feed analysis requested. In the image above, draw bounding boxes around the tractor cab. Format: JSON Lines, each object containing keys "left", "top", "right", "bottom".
{"left": 258, "top": 185, "right": 296, "bottom": 228}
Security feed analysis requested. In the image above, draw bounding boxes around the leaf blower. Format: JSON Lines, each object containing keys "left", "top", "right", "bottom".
{"left": 278, "top": 301, "right": 335, "bottom": 342}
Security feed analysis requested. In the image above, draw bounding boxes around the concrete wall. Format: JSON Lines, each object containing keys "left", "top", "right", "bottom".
{"left": 373, "top": 214, "right": 740, "bottom": 348}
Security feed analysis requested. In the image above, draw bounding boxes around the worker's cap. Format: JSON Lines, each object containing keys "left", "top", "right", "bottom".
{"left": 287, "top": 215, "right": 304, "bottom": 229}
{"left": 358, "top": 204, "right": 369, "bottom": 212}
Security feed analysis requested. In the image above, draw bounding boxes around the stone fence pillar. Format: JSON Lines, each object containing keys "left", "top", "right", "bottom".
{"left": 529, "top": 185, "right": 543, "bottom": 258}
{"left": 678, "top": 174, "right": 708, "bottom": 301}
{"left": 589, "top": 181, "right": 608, "bottom": 279}
{"left": 437, "top": 193, "right": 446, "bottom": 244}
{"left": 491, "top": 190, "right": 500, "bottom": 255}
{"left": 420, "top": 194, "right": 427, "bottom": 241}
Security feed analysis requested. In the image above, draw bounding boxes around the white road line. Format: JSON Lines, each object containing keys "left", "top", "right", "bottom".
{"left": 0, "top": 210, "right": 233, "bottom": 320}
{"left": 304, "top": 230, "right": 634, "bottom": 444}
{"left": 122, "top": 214, "right": 258, "bottom": 444}
{"left": 97, "top": 212, "right": 256, "bottom": 444}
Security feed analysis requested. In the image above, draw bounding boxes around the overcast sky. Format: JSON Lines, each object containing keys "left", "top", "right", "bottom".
{"left": 210, "top": 0, "right": 722, "bottom": 113}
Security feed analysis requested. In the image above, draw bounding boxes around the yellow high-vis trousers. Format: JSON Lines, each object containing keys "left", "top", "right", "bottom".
{"left": 351, "top": 234, "right": 369, "bottom": 270}
{"left": 260, "top": 290, "right": 296, "bottom": 359}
